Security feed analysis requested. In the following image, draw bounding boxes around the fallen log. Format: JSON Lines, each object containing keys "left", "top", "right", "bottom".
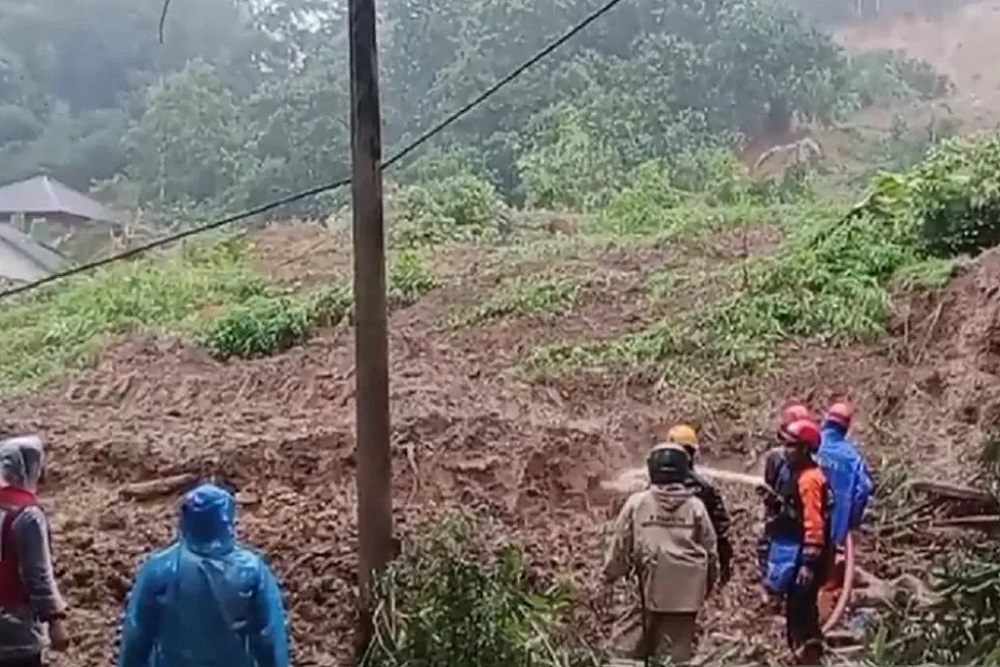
{"left": 853, "top": 567, "right": 937, "bottom": 607}
{"left": 904, "top": 479, "right": 998, "bottom": 506}
{"left": 933, "top": 514, "right": 1000, "bottom": 531}
{"left": 119, "top": 473, "right": 199, "bottom": 501}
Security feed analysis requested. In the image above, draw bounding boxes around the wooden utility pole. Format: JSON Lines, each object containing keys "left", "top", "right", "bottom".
{"left": 348, "top": 0, "right": 392, "bottom": 656}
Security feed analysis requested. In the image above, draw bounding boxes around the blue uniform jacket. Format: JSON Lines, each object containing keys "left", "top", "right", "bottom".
{"left": 118, "top": 484, "right": 289, "bottom": 667}
{"left": 817, "top": 421, "right": 874, "bottom": 547}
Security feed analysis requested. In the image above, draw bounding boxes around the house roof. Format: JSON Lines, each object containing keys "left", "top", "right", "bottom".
{"left": 0, "top": 222, "right": 67, "bottom": 283}
{"left": 0, "top": 175, "right": 118, "bottom": 223}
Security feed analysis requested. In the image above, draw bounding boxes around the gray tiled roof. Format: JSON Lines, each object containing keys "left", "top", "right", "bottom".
{"left": 0, "top": 222, "right": 67, "bottom": 283}
{"left": 0, "top": 175, "right": 118, "bottom": 222}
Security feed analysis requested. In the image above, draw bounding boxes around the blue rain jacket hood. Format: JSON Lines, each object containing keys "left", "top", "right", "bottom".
{"left": 817, "top": 421, "right": 875, "bottom": 547}
{"left": 118, "top": 483, "right": 289, "bottom": 667}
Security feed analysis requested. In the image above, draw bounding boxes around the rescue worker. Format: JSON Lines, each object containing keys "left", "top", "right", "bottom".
{"left": 759, "top": 419, "right": 832, "bottom": 665}
{"left": 0, "top": 436, "right": 69, "bottom": 667}
{"left": 756, "top": 402, "right": 813, "bottom": 578}
{"left": 603, "top": 443, "right": 718, "bottom": 664}
{"left": 761, "top": 403, "right": 814, "bottom": 489}
{"left": 118, "top": 483, "right": 289, "bottom": 667}
{"left": 816, "top": 400, "right": 874, "bottom": 614}
{"left": 817, "top": 400, "right": 873, "bottom": 547}
{"left": 665, "top": 424, "right": 733, "bottom": 586}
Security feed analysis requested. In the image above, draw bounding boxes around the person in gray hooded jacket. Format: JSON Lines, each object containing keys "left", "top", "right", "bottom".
{"left": 0, "top": 436, "right": 68, "bottom": 667}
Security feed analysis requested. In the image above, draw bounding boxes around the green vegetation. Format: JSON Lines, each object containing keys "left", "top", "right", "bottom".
{"left": 0, "top": 239, "right": 265, "bottom": 391}
{"left": 447, "top": 274, "right": 588, "bottom": 329}
{"left": 5, "top": 0, "right": 997, "bottom": 662}
{"left": 0, "top": 0, "right": 949, "bottom": 226}
{"left": 390, "top": 173, "right": 506, "bottom": 247}
{"left": 387, "top": 248, "right": 441, "bottom": 309}
{"left": 865, "top": 544, "right": 1000, "bottom": 665}
{"left": 200, "top": 295, "right": 321, "bottom": 360}
{"left": 0, "top": 240, "right": 439, "bottom": 390}
{"left": 361, "top": 516, "right": 600, "bottom": 667}
{"left": 528, "top": 129, "right": 1000, "bottom": 381}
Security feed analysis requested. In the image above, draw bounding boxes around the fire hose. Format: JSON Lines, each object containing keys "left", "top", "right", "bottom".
{"left": 824, "top": 530, "right": 856, "bottom": 632}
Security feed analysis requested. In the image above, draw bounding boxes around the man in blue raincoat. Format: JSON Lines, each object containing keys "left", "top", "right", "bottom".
{"left": 118, "top": 483, "right": 289, "bottom": 667}
{"left": 816, "top": 400, "right": 874, "bottom": 548}
{"left": 815, "top": 400, "right": 874, "bottom": 609}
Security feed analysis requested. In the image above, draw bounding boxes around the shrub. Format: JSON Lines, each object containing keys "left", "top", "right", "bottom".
{"left": 866, "top": 550, "right": 1000, "bottom": 665}
{"left": 516, "top": 106, "right": 625, "bottom": 213}
{"left": 388, "top": 248, "right": 439, "bottom": 309}
{"left": 670, "top": 148, "right": 753, "bottom": 205}
{"left": 307, "top": 282, "right": 353, "bottom": 327}
{"left": 392, "top": 171, "right": 504, "bottom": 246}
{"left": 360, "top": 516, "right": 602, "bottom": 667}
{"left": 882, "top": 133, "right": 1000, "bottom": 257}
{"left": 200, "top": 294, "right": 315, "bottom": 360}
{"left": 600, "top": 160, "right": 685, "bottom": 235}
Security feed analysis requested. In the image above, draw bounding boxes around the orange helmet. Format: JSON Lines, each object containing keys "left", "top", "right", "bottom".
{"left": 783, "top": 419, "right": 821, "bottom": 451}
{"left": 780, "top": 402, "right": 812, "bottom": 428}
{"left": 825, "top": 401, "right": 855, "bottom": 428}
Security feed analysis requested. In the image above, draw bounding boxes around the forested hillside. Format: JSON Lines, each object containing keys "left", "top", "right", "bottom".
{"left": 0, "top": 0, "right": 947, "bottom": 227}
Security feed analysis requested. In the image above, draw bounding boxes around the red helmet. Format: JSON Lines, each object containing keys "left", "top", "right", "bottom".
{"left": 780, "top": 402, "right": 812, "bottom": 427}
{"left": 783, "top": 419, "right": 821, "bottom": 451}
{"left": 825, "top": 401, "right": 854, "bottom": 428}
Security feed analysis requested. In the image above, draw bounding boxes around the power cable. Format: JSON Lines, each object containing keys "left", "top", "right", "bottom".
{"left": 0, "top": 0, "right": 626, "bottom": 302}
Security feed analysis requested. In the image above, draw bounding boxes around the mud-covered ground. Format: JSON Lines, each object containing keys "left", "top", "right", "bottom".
{"left": 4, "top": 215, "right": 1000, "bottom": 666}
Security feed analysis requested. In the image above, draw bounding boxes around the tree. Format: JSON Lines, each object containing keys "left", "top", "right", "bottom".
{"left": 123, "top": 61, "right": 248, "bottom": 206}
{"left": 0, "top": 0, "right": 936, "bottom": 219}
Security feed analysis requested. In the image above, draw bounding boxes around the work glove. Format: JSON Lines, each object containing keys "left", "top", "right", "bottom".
{"left": 796, "top": 564, "right": 814, "bottom": 587}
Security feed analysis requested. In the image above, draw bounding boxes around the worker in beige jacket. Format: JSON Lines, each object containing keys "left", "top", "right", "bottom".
{"left": 603, "top": 443, "right": 719, "bottom": 663}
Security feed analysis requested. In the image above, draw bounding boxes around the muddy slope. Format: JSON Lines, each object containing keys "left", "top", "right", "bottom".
{"left": 3, "top": 227, "right": 996, "bottom": 666}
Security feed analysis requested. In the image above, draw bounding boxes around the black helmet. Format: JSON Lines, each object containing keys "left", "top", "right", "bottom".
{"left": 647, "top": 444, "right": 690, "bottom": 485}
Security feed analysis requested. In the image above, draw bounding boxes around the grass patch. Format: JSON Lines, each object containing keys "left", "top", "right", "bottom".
{"left": 522, "top": 321, "right": 683, "bottom": 381}
{"left": 0, "top": 238, "right": 443, "bottom": 389}
{"left": 890, "top": 256, "right": 957, "bottom": 291}
{"left": 198, "top": 282, "right": 354, "bottom": 360}
{"left": 0, "top": 238, "right": 270, "bottom": 392}
{"left": 447, "top": 274, "right": 588, "bottom": 329}
{"left": 644, "top": 270, "right": 680, "bottom": 301}
{"left": 201, "top": 248, "right": 437, "bottom": 360}
{"left": 524, "top": 200, "right": 929, "bottom": 380}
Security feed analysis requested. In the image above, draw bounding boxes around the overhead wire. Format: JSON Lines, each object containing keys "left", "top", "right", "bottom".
{"left": 0, "top": 0, "right": 628, "bottom": 302}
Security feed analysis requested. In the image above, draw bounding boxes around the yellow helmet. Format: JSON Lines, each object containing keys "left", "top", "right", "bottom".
{"left": 667, "top": 424, "right": 698, "bottom": 451}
